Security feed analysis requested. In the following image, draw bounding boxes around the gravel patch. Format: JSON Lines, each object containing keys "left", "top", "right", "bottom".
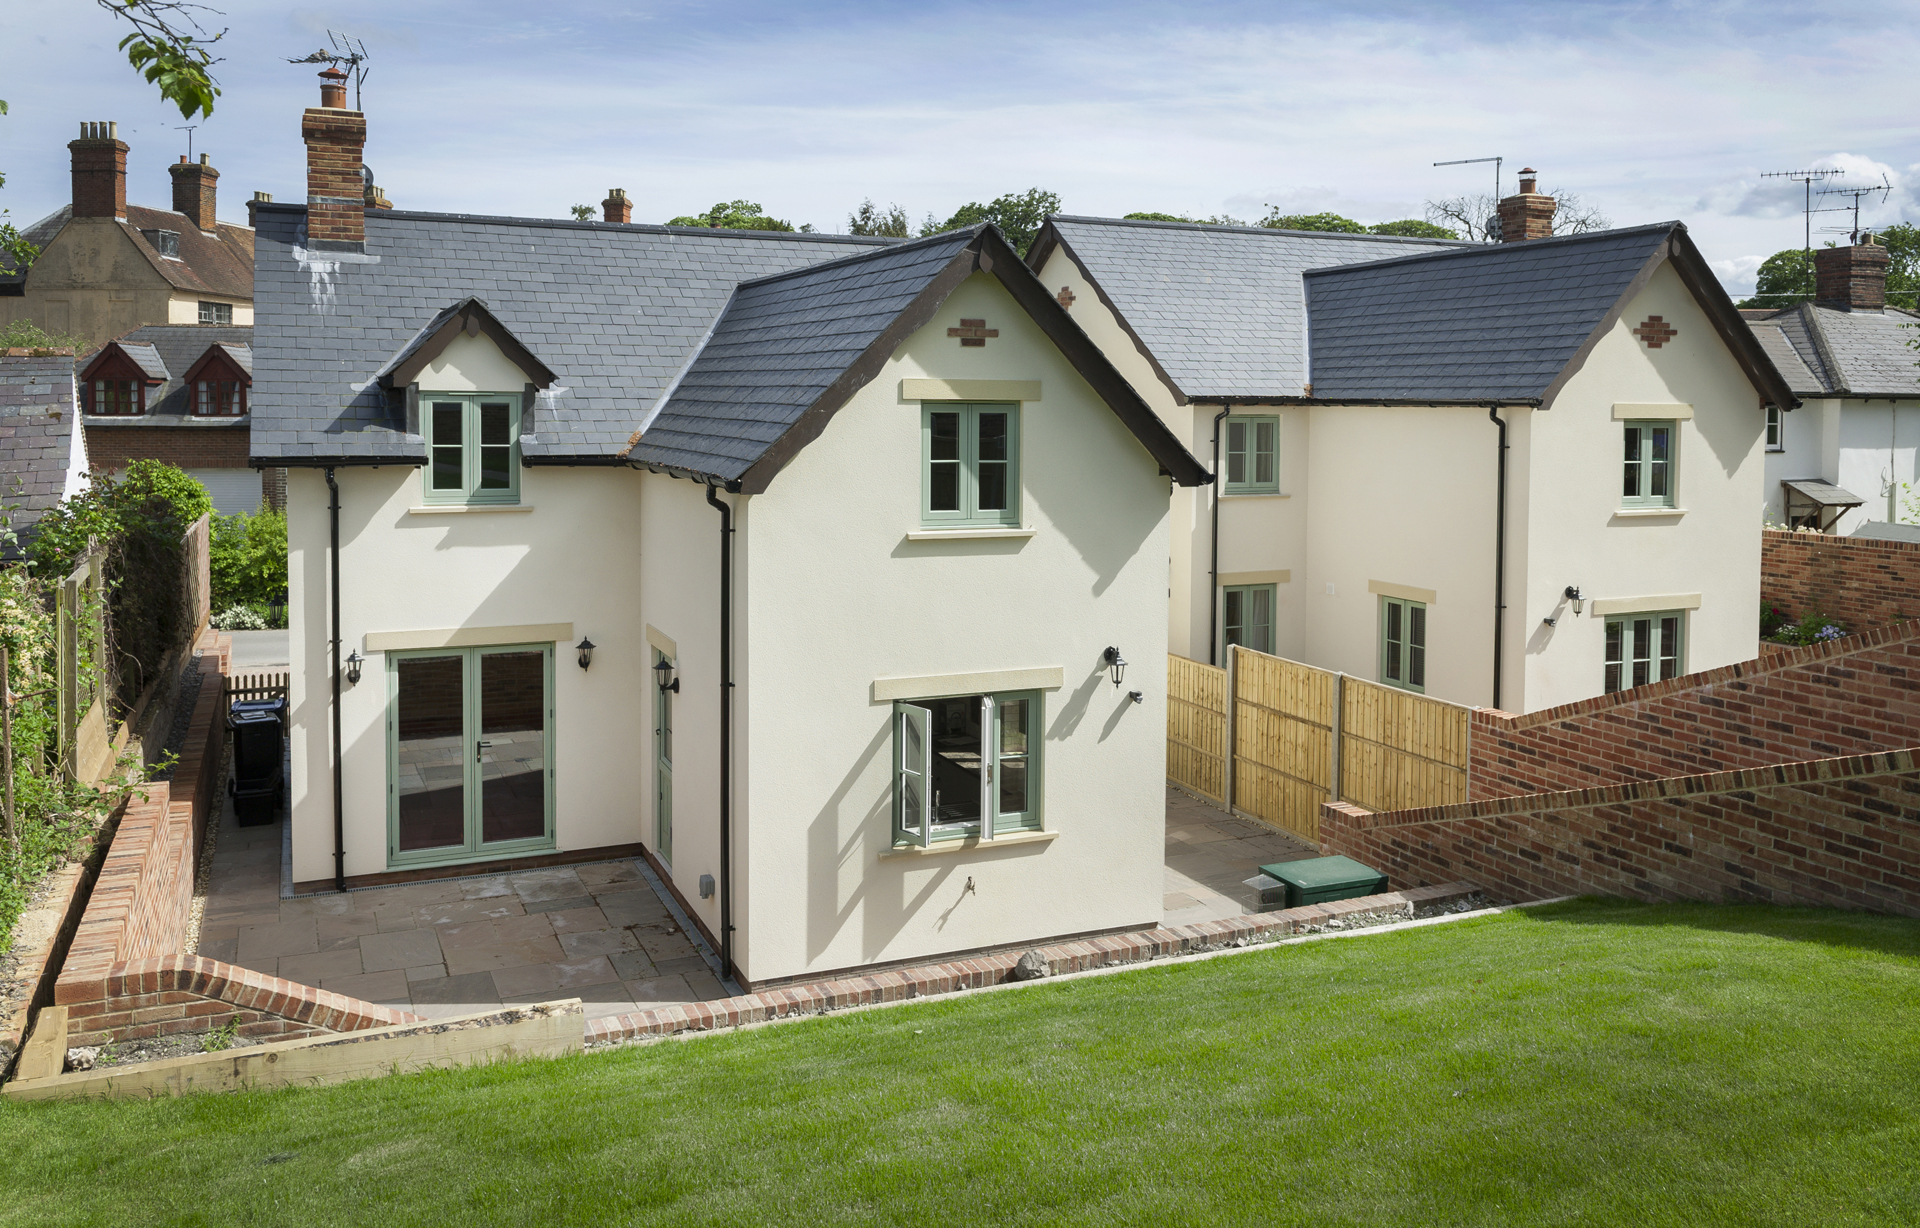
{"left": 69, "top": 1028, "right": 259, "bottom": 1071}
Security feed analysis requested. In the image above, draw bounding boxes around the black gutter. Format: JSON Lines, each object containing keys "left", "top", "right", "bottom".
{"left": 1208, "top": 405, "right": 1230, "bottom": 666}
{"left": 325, "top": 467, "right": 345, "bottom": 892}
{"left": 705, "top": 482, "right": 737, "bottom": 979}
{"left": 1487, "top": 409, "right": 1508, "bottom": 711}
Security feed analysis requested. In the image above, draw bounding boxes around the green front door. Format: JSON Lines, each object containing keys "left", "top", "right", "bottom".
{"left": 389, "top": 643, "right": 554, "bottom": 868}
{"left": 653, "top": 647, "right": 674, "bottom": 867}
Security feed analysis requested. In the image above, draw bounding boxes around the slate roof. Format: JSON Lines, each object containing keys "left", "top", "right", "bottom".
{"left": 0, "top": 204, "right": 252, "bottom": 300}
{"left": 119, "top": 343, "right": 170, "bottom": 381}
{"left": 1028, "top": 216, "right": 1471, "bottom": 400}
{"left": 249, "top": 204, "right": 899, "bottom": 464}
{"left": 1747, "top": 303, "right": 1920, "bottom": 398}
{"left": 82, "top": 324, "right": 253, "bottom": 418}
{"left": 0, "top": 353, "right": 81, "bottom": 549}
{"left": 1746, "top": 319, "right": 1823, "bottom": 395}
{"left": 633, "top": 230, "right": 979, "bottom": 481}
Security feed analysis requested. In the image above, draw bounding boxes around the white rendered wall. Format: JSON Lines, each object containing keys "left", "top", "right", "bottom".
{"left": 1761, "top": 397, "right": 1831, "bottom": 524}
{"left": 1833, "top": 400, "right": 1920, "bottom": 532}
{"left": 735, "top": 272, "right": 1170, "bottom": 984}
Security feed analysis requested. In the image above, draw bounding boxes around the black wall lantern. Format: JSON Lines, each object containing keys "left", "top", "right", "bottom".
{"left": 343, "top": 649, "right": 363, "bottom": 685}
{"left": 653, "top": 656, "right": 680, "bottom": 693}
{"left": 1103, "top": 645, "right": 1127, "bottom": 689}
{"left": 576, "top": 636, "right": 596, "bottom": 671}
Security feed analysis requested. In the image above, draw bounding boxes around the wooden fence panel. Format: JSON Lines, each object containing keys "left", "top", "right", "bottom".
{"left": 1166, "top": 655, "right": 1227, "bottom": 803}
{"left": 225, "top": 673, "right": 289, "bottom": 705}
{"left": 1232, "top": 647, "right": 1333, "bottom": 842}
{"left": 1340, "top": 677, "right": 1470, "bottom": 813}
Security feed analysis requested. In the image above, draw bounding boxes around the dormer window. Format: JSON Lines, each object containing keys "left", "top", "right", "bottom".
{"left": 140, "top": 229, "right": 182, "bottom": 258}
{"left": 196, "top": 380, "right": 245, "bottom": 416}
{"left": 90, "top": 380, "right": 143, "bottom": 415}
{"left": 181, "top": 343, "right": 252, "bottom": 418}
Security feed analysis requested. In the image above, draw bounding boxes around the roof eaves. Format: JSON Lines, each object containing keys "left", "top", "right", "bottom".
{"left": 1023, "top": 220, "right": 1191, "bottom": 406}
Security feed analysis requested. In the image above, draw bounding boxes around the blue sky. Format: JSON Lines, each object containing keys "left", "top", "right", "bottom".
{"left": 5, "top": 0, "right": 1917, "bottom": 295}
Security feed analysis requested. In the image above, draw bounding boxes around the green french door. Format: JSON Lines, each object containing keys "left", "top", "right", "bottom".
{"left": 653, "top": 647, "right": 674, "bottom": 867}
{"left": 388, "top": 643, "right": 555, "bottom": 868}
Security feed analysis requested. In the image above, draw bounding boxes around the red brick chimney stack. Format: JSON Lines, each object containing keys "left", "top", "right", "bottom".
{"left": 1496, "top": 166, "right": 1556, "bottom": 242}
{"left": 1814, "top": 239, "right": 1890, "bottom": 310}
{"left": 602, "top": 189, "right": 632, "bottom": 224}
{"left": 302, "top": 67, "right": 368, "bottom": 250}
{"left": 70, "top": 121, "right": 129, "bottom": 221}
{"left": 169, "top": 152, "right": 220, "bottom": 232}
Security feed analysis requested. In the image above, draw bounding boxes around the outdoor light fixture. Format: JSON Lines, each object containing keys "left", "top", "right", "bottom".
{"left": 576, "top": 637, "right": 596, "bottom": 671}
{"left": 1103, "top": 645, "right": 1127, "bottom": 689}
{"left": 1128, "top": 690, "right": 1144, "bottom": 705}
{"left": 343, "top": 650, "right": 363, "bottom": 685}
{"left": 652, "top": 656, "right": 680, "bottom": 693}
{"left": 1564, "top": 585, "right": 1584, "bottom": 615}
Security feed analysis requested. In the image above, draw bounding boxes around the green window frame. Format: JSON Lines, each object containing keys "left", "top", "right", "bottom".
{"left": 424, "top": 392, "right": 522, "bottom": 505}
{"left": 1223, "top": 415, "right": 1279, "bottom": 494}
{"left": 892, "top": 689, "right": 1041, "bottom": 847}
{"left": 1604, "top": 610, "right": 1684, "bottom": 693}
{"left": 1765, "top": 405, "right": 1783, "bottom": 452}
{"left": 1223, "top": 583, "right": 1276, "bottom": 655}
{"left": 1379, "top": 596, "right": 1427, "bottom": 693}
{"left": 1621, "top": 419, "right": 1677, "bottom": 508}
{"left": 921, "top": 402, "right": 1020, "bottom": 527}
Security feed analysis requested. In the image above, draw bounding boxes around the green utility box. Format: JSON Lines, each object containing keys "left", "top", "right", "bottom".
{"left": 1257, "top": 856, "right": 1389, "bottom": 910}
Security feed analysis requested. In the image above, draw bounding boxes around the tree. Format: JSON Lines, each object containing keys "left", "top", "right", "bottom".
{"left": 1878, "top": 223, "right": 1920, "bottom": 310}
{"left": 1123, "top": 211, "right": 1248, "bottom": 226}
{"left": 1368, "top": 219, "right": 1459, "bottom": 239}
{"left": 0, "top": 99, "right": 35, "bottom": 274}
{"left": 569, "top": 204, "right": 595, "bottom": 221}
{"left": 849, "top": 200, "right": 910, "bottom": 238}
{"left": 97, "top": 0, "right": 226, "bottom": 120}
{"left": 923, "top": 188, "right": 1061, "bottom": 256}
{"left": 0, "top": 320, "right": 89, "bottom": 352}
{"left": 1261, "top": 210, "right": 1366, "bottom": 234}
{"left": 1738, "top": 248, "right": 1816, "bottom": 310}
{"left": 666, "top": 200, "right": 798, "bottom": 232}
{"left": 1425, "top": 189, "right": 1610, "bottom": 243}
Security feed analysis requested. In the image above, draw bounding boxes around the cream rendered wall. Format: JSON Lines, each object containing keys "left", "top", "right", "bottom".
{"left": 286, "top": 342, "right": 646, "bottom": 885}
{"left": 165, "top": 295, "right": 253, "bottom": 326}
{"left": 735, "top": 271, "right": 1170, "bottom": 983}
{"left": 0, "top": 220, "right": 176, "bottom": 349}
{"left": 1215, "top": 407, "right": 1310, "bottom": 662}
{"left": 1519, "top": 261, "right": 1764, "bottom": 711}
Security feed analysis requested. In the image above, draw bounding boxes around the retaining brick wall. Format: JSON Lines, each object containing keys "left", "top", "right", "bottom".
{"left": 1762, "top": 527, "right": 1920, "bottom": 632}
{"left": 1471, "top": 622, "right": 1920, "bottom": 800}
{"left": 1323, "top": 750, "right": 1920, "bottom": 917}
{"left": 57, "top": 956, "right": 422, "bottom": 1048}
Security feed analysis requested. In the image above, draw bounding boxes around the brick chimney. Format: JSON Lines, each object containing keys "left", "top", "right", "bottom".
{"left": 1814, "top": 239, "right": 1890, "bottom": 310}
{"left": 70, "top": 121, "right": 128, "bottom": 220}
{"left": 169, "top": 153, "right": 219, "bottom": 232}
{"left": 1495, "top": 167, "right": 1556, "bottom": 242}
{"left": 602, "top": 189, "right": 631, "bottom": 224}
{"left": 301, "top": 67, "right": 367, "bottom": 250}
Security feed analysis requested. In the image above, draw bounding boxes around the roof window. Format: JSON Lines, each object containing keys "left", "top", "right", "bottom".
{"left": 140, "top": 229, "right": 182, "bottom": 258}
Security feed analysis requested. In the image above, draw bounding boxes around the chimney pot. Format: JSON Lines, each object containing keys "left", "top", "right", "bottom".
{"left": 601, "top": 188, "right": 632, "bottom": 224}
{"left": 1495, "top": 166, "right": 1555, "bottom": 242}
{"left": 169, "top": 151, "right": 220, "bottom": 232}
{"left": 1814, "top": 242, "right": 1890, "bottom": 310}
{"left": 70, "top": 120, "right": 129, "bottom": 220}
{"left": 319, "top": 66, "right": 349, "bottom": 109}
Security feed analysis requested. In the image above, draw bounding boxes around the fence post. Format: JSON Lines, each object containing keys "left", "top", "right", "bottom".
{"left": 1223, "top": 645, "right": 1238, "bottom": 814}
{"left": 1330, "top": 673, "right": 1345, "bottom": 803}
{"left": 2, "top": 644, "right": 14, "bottom": 855}
{"left": 57, "top": 573, "right": 79, "bottom": 782}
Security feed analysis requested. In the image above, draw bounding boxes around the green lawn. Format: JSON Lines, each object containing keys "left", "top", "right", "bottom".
{"left": 5, "top": 899, "right": 1918, "bottom": 1227}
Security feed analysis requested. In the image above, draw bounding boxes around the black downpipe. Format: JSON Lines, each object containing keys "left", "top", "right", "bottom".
{"left": 325, "top": 467, "right": 345, "bottom": 893}
{"left": 705, "top": 483, "right": 736, "bottom": 979}
{"left": 1487, "top": 408, "right": 1508, "bottom": 711}
{"left": 1207, "top": 406, "right": 1230, "bottom": 666}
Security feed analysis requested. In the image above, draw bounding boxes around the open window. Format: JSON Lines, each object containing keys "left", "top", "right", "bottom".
{"left": 893, "top": 691, "right": 1039, "bottom": 846}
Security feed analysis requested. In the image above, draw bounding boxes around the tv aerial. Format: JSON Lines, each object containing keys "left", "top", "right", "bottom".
{"left": 287, "top": 31, "right": 371, "bottom": 110}
{"left": 1817, "top": 173, "right": 1893, "bottom": 244}
{"left": 1760, "top": 168, "right": 1843, "bottom": 252}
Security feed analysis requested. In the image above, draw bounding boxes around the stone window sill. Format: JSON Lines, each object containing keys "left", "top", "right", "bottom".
{"left": 904, "top": 526, "right": 1035, "bottom": 541}
{"left": 1220, "top": 491, "right": 1290, "bottom": 499}
{"left": 1612, "top": 507, "right": 1687, "bottom": 519}
{"left": 881, "top": 830, "right": 1058, "bottom": 858}
{"left": 407, "top": 505, "right": 535, "bottom": 515}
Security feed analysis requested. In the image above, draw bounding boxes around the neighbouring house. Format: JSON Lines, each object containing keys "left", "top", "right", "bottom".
{"left": 78, "top": 323, "right": 280, "bottom": 514}
{"left": 0, "top": 349, "right": 90, "bottom": 557}
{"left": 1745, "top": 239, "right": 1920, "bottom": 534}
{"left": 252, "top": 75, "right": 1207, "bottom": 987}
{"left": 1028, "top": 170, "right": 1797, "bottom": 714}
{"left": 0, "top": 123, "right": 255, "bottom": 348}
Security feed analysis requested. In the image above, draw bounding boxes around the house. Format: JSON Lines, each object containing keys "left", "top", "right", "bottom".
{"left": 78, "top": 324, "right": 277, "bottom": 514}
{"left": 253, "top": 75, "right": 1207, "bottom": 987}
{"left": 1745, "top": 240, "right": 1920, "bottom": 534}
{"left": 0, "top": 123, "right": 254, "bottom": 348}
{"left": 1028, "top": 172, "right": 1797, "bottom": 714}
{"left": 0, "top": 349, "right": 89, "bottom": 556}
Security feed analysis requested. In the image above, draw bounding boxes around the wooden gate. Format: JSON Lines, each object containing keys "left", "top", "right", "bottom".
{"left": 1232, "top": 647, "right": 1333, "bottom": 842}
{"left": 1166, "top": 655, "right": 1227, "bottom": 804}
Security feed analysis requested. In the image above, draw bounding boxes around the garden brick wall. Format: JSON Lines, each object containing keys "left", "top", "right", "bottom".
{"left": 57, "top": 956, "right": 421, "bottom": 1049}
{"left": 1762, "top": 527, "right": 1920, "bottom": 632}
{"left": 1323, "top": 750, "right": 1920, "bottom": 918}
{"left": 1471, "top": 622, "right": 1920, "bottom": 801}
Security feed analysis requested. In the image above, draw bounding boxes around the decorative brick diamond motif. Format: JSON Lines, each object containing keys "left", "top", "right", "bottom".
{"left": 1056, "top": 286, "right": 1076, "bottom": 309}
{"left": 1632, "top": 315, "right": 1677, "bottom": 348}
{"left": 948, "top": 318, "right": 998, "bottom": 347}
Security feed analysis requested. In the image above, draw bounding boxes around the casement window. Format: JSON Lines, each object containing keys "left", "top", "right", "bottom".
{"left": 1379, "top": 596, "right": 1427, "bottom": 693}
{"left": 88, "top": 380, "right": 143, "bottom": 415}
{"left": 197, "top": 301, "right": 233, "bottom": 325}
{"left": 194, "top": 379, "right": 245, "bottom": 416}
{"left": 1604, "top": 611, "right": 1684, "bottom": 693}
{"left": 893, "top": 690, "right": 1040, "bottom": 846}
{"left": 1224, "top": 415, "right": 1279, "bottom": 495}
{"left": 1223, "top": 583, "right": 1276, "bottom": 655}
{"left": 424, "top": 393, "right": 521, "bottom": 505}
{"left": 1621, "top": 420, "right": 1677, "bottom": 508}
{"left": 922, "top": 402, "right": 1020, "bottom": 527}
{"left": 1765, "top": 405, "right": 1783, "bottom": 452}
{"left": 387, "top": 643, "right": 554, "bottom": 867}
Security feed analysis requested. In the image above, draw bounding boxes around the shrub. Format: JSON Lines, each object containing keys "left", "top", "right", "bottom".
{"left": 210, "top": 604, "right": 267, "bottom": 631}
{"left": 1767, "top": 606, "right": 1847, "bottom": 646}
{"left": 208, "top": 508, "right": 286, "bottom": 610}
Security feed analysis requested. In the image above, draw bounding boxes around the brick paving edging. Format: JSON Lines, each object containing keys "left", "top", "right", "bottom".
{"left": 585, "top": 883, "right": 1480, "bottom": 1045}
